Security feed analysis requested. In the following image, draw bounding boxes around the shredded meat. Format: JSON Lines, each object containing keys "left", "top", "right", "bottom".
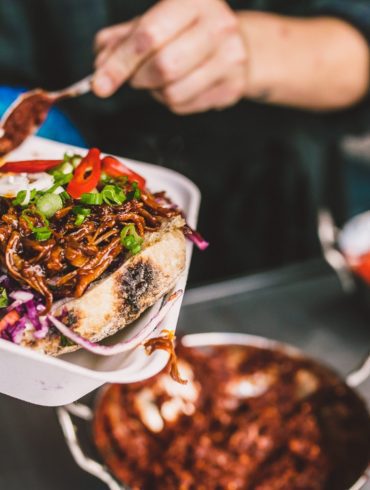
{"left": 145, "top": 330, "right": 187, "bottom": 385}
{"left": 5, "top": 231, "right": 23, "bottom": 282}
{"left": 0, "top": 187, "right": 181, "bottom": 313}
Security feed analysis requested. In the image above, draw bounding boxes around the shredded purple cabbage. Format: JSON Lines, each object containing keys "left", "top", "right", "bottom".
{"left": 25, "top": 299, "right": 43, "bottom": 330}
{"left": 0, "top": 275, "right": 49, "bottom": 344}
{"left": 3, "top": 318, "right": 28, "bottom": 343}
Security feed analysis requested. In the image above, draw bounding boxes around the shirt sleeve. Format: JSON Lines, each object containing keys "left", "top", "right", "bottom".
{"left": 308, "top": 0, "right": 370, "bottom": 42}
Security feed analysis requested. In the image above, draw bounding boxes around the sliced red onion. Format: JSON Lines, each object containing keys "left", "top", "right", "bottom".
{"left": 8, "top": 290, "right": 34, "bottom": 310}
{"left": 183, "top": 225, "right": 209, "bottom": 251}
{"left": 10, "top": 290, "right": 34, "bottom": 302}
{"left": 48, "top": 290, "right": 182, "bottom": 356}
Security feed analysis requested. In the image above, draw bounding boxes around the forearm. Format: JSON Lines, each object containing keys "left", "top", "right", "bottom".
{"left": 238, "top": 12, "right": 370, "bottom": 110}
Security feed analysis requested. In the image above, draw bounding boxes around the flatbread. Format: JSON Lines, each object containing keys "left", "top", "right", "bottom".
{"left": 19, "top": 216, "right": 186, "bottom": 356}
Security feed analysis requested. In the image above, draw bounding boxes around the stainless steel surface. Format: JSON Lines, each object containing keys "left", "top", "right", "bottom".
{"left": 318, "top": 208, "right": 355, "bottom": 293}
{"left": 59, "top": 332, "right": 370, "bottom": 490}
{"left": 347, "top": 353, "right": 370, "bottom": 388}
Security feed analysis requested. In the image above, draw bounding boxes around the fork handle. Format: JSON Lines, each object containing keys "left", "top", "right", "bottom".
{"left": 51, "top": 74, "right": 93, "bottom": 98}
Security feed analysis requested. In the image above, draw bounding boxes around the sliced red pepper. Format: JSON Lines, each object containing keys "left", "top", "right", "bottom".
{"left": 0, "top": 159, "right": 62, "bottom": 173}
{"left": 102, "top": 156, "right": 146, "bottom": 190}
{"left": 0, "top": 310, "right": 20, "bottom": 333}
{"left": 67, "top": 148, "right": 101, "bottom": 199}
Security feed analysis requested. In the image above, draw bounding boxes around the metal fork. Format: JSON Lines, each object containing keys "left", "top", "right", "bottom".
{"left": 47, "top": 74, "right": 93, "bottom": 99}
{"left": 0, "top": 74, "right": 93, "bottom": 156}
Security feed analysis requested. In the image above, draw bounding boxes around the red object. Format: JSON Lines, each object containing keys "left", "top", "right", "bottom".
{"left": 0, "top": 310, "right": 20, "bottom": 333}
{"left": 0, "top": 159, "right": 62, "bottom": 173}
{"left": 102, "top": 156, "right": 146, "bottom": 190}
{"left": 67, "top": 148, "right": 102, "bottom": 199}
{"left": 351, "top": 252, "right": 370, "bottom": 284}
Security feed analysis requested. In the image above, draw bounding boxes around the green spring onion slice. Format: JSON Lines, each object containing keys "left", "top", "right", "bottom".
{"left": 36, "top": 193, "right": 63, "bottom": 219}
{"left": 120, "top": 223, "right": 143, "bottom": 254}
{"left": 72, "top": 206, "right": 91, "bottom": 226}
{"left": 21, "top": 209, "right": 52, "bottom": 241}
{"left": 80, "top": 192, "right": 103, "bottom": 205}
{"left": 101, "top": 184, "right": 126, "bottom": 205}
{"left": 0, "top": 287, "right": 8, "bottom": 308}
{"left": 33, "top": 227, "right": 52, "bottom": 241}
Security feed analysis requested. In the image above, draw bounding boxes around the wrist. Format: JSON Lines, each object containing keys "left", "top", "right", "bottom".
{"left": 236, "top": 12, "right": 277, "bottom": 102}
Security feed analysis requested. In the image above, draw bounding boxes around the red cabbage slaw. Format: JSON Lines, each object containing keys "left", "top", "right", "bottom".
{"left": 0, "top": 275, "right": 50, "bottom": 343}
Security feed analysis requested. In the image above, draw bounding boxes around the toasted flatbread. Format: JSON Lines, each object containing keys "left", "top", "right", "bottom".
{"left": 19, "top": 215, "right": 186, "bottom": 356}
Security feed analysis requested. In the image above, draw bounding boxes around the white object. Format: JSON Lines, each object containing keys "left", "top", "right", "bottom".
{"left": 0, "top": 171, "right": 53, "bottom": 197}
{"left": 338, "top": 210, "right": 370, "bottom": 257}
{"left": 0, "top": 136, "right": 200, "bottom": 406}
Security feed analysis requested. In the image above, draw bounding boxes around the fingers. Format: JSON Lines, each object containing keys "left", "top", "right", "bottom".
{"left": 130, "top": 23, "right": 215, "bottom": 90}
{"left": 92, "top": 0, "right": 248, "bottom": 113}
{"left": 94, "top": 21, "right": 136, "bottom": 69}
{"left": 155, "top": 78, "right": 245, "bottom": 115}
{"left": 152, "top": 57, "right": 224, "bottom": 106}
{"left": 93, "top": 0, "right": 198, "bottom": 97}
{"left": 152, "top": 33, "right": 248, "bottom": 111}
{"left": 95, "top": 38, "right": 125, "bottom": 70}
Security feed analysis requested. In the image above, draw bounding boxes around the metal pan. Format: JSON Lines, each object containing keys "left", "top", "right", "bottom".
{"left": 57, "top": 332, "right": 370, "bottom": 490}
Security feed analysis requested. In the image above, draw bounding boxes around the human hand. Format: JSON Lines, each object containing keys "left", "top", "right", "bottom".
{"left": 93, "top": 0, "right": 249, "bottom": 114}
